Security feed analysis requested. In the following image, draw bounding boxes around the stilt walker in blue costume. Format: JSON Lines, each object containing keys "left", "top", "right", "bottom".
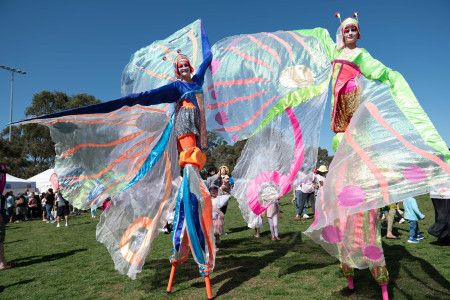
{"left": 16, "top": 20, "right": 215, "bottom": 299}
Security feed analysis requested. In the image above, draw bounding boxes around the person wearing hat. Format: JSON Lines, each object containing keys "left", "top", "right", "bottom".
{"left": 314, "top": 165, "right": 328, "bottom": 216}
{"left": 315, "top": 165, "right": 328, "bottom": 188}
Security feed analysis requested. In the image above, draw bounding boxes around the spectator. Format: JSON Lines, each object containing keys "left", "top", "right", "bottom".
{"left": 15, "top": 195, "right": 28, "bottom": 222}
{"left": 403, "top": 197, "right": 425, "bottom": 244}
{"left": 315, "top": 165, "right": 328, "bottom": 203}
{"left": 384, "top": 203, "right": 399, "bottom": 239}
{"left": 45, "top": 189, "right": 56, "bottom": 223}
{"left": 205, "top": 166, "right": 218, "bottom": 190}
{"left": 294, "top": 172, "right": 316, "bottom": 220}
{"left": 40, "top": 192, "right": 47, "bottom": 221}
{"left": 210, "top": 186, "right": 224, "bottom": 246}
{"left": 91, "top": 204, "right": 97, "bottom": 218}
{"left": 219, "top": 175, "right": 231, "bottom": 196}
{"left": 267, "top": 198, "right": 280, "bottom": 241}
{"left": 55, "top": 190, "right": 69, "bottom": 227}
{"left": 28, "top": 193, "right": 39, "bottom": 219}
{"left": 5, "top": 192, "right": 14, "bottom": 223}
{"left": 248, "top": 212, "right": 263, "bottom": 238}
{"left": 217, "top": 166, "right": 231, "bottom": 215}
{"left": 395, "top": 203, "right": 406, "bottom": 224}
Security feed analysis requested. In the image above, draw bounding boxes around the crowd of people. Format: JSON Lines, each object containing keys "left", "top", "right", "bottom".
{"left": 1, "top": 188, "right": 70, "bottom": 226}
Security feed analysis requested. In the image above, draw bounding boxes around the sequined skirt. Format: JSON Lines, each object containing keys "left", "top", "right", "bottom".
{"left": 175, "top": 106, "right": 200, "bottom": 138}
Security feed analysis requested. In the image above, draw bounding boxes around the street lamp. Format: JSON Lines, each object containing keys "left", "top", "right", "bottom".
{"left": 0, "top": 65, "right": 27, "bottom": 142}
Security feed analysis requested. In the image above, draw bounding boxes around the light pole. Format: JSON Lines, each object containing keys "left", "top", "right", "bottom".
{"left": 0, "top": 65, "right": 27, "bottom": 142}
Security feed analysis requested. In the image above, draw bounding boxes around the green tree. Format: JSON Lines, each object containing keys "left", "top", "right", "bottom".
{"left": 316, "top": 147, "right": 333, "bottom": 168}
{"left": 2, "top": 91, "right": 101, "bottom": 178}
{"left": 202, "top": 131, "right": 247, "bottom": 178}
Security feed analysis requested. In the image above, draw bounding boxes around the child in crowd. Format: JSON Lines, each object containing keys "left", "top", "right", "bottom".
{"left": 248, "top": 212, "right": 263, "bottom": 238}
{"left": 403, "top": 197, "right": 425, "bottom": 244}
{"left": 210, "top": 186, "right": 225, "bottom": 246}
{"left": 267, "top": 198, "right": 280, "bottom": 241}
{"left": 90, "top": 204, "right": 97, "bottom": 218}
{"left": 219, "top": 175, "right": 231, "bottom": 196}
{"left": 162, "top": 210, "right": 174, "bottom": 234}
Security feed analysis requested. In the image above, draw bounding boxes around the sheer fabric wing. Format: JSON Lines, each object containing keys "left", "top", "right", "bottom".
{"left": 205, "top": 29, "right": 332, "bottom": 220}
{"left": 21, "top": 106, "right": 173, "bottom": 210}
{"left": 17, "top": 20, "right": 207, "bottom": 279}
{"left": 305, "top": 77, "right": 450, "bottom": 269}
{"left": 233, "top": 92, "right": 328, "bottom": 222}
{"left": 121, "top": 19, "right": 204, "bottom": 95}
{"left": 97, "top": 134, "right": 180, "bottom": 279}
{"left": 96, "top": 20, "right": 208, "bottom": 279}
{"left": 205, "top": 30, "right": 331, "bottom": 143}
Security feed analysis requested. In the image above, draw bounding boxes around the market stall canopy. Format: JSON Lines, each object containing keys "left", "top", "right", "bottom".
{"left": 28, "top": 169, "right": 55, "bottom": 193}
{"left": 5, "top": 174, "right": 36, "bottom": 194}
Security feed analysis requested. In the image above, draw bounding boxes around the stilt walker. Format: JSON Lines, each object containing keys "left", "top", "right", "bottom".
{"left": 15, "top": 20, "right": 216, "bottom": 298}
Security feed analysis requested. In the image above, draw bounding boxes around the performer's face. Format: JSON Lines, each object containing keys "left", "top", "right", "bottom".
{"left": 343, "top": 25, "right": 358, "bottom": 46}
{"left": 177, "top": 59, "right": 191, "bottom": 77}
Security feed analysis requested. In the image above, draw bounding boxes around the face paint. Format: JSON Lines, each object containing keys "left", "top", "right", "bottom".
{"left": 344, "top": 25, "right": 359, "bottom": 46}
{"left": 177, "top": 59, "right": 191, "bottom": 77}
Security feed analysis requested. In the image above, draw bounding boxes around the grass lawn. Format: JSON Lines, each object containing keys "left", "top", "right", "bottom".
{"left": 1, "top": 194, "right": 450, "bottom": 299}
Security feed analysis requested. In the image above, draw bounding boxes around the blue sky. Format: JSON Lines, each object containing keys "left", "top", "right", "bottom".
{"left": 1, "top": 0, "right": 449, "bottom": 152}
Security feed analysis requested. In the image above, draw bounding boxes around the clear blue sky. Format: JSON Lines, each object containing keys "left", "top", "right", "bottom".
{"left": 1, "top": 0, "right": 449, "bottom": 152}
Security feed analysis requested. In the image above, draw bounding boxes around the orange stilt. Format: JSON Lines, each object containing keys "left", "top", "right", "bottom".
{"left": 167, "top": 265, "right": 176, "bottom": 293}
{"left": 204, "top": 275, "right": 213, "bottom": 299}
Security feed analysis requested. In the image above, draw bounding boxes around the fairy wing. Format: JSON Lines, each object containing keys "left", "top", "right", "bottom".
{"left": 204, "top": 30, "right": 332, "bottom": 222}
{"left": 205, "top": 30, "right": 331, "bottom": 143}
{"left": 305, "top": 76, "right": 450, "bottom": 269}
{"left": 96, "top": 19, "right": 210, "bottom": 279}
{"left": 121, "top": 19, "right": 205, "bottom": 94}
{"left": 15, "top": 20, "right": 208, "bottom": 279}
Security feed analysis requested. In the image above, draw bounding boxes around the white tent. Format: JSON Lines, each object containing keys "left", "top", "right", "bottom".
{"left": 27, "top": 169, "right": 55, "bottom": 193}
{"left": 5, "top": 174, "right": 36, "bottom": 194}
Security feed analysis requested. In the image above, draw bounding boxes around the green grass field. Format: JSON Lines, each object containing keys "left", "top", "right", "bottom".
{"left": 2, "top": 194, "right": 450, "bottom": 299}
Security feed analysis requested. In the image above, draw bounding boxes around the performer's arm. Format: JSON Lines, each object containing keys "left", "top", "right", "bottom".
{"left": 193, "top": 21, "right": 213, "bottom": 85}
{"left": 16, "top": 82, "right": 181, "bottom": 122}
{"left": 355, "top": 49, "right": 450, "bottom": 162}
{"left": 193, "top": 52, "right": 212, "bottom": 85}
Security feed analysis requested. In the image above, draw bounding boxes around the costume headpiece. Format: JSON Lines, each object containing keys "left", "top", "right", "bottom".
{"left": 335, "top": 11, "right": 361, "bottom": 49}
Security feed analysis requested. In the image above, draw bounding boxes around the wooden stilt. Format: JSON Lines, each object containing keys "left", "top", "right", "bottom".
{"left": 166, "top": 265, "right": 176, "bottom": 293}
{"left": 204, "top": 275, "right": 213, "bottom": 299}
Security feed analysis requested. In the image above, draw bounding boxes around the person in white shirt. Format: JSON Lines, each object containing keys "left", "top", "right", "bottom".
{"left": 294, "top": 171, "right": 317, "bottom": 220}
{"left": 315, "top": 165, "right": 328, "bottom": 202}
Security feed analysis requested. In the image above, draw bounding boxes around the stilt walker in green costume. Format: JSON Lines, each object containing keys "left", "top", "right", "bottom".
{"left": 300, "top": 12, "right": 450, "bottom": 300}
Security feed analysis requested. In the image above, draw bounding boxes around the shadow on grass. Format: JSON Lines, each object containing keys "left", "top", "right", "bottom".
{"left": 139, "top": 231, "right": 336, "bottom": 297}
{"left": 4, "top": 239, "right": 25, "bottom": 245}
{"left": 138, "top": 222, "right": 450, "bottom": 299}
{"left": 225, "top": 225, "right": 248, "bottom": 234}
{"left": 14, "top": 248, "right": 87, "bottom": 268}
{"left": 330, "top": 242, "right": 450, "bottom": 299}
{"left": 386, "top": 243, "right": 450, "bottom": 299}
{"left": 0, "top": 279, "right": 34, "bottom": 294}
